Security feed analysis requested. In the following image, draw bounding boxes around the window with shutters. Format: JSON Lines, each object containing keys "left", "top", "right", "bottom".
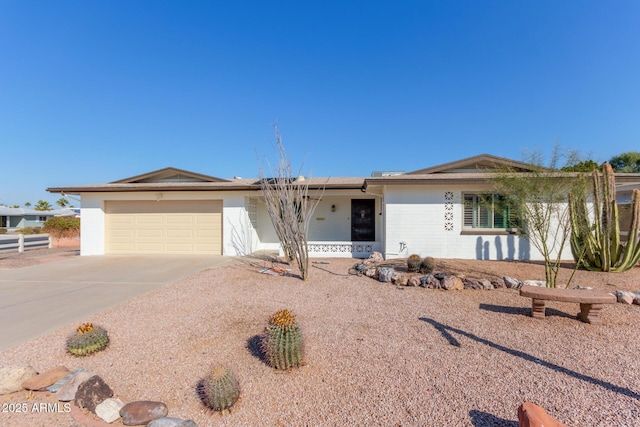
{"left": 463, "top": 194, "right": 519, "bottom": 230}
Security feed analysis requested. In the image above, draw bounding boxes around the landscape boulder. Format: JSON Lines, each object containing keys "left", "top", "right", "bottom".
{"left": 393, "top": 273, "right": 409, "bottom": 286}
{"left": 503, "top": 276, "right": 521, "bottom": 289}
{"left": 376, "top": 267, "right": 394, "bottom": 282}
{"left": 74, "top": 375, "right": 114, "bottom": 413}
{"left": 95, "top": 397, "right": 125, "bottom": 423}
{"left": 408, "top": 276, "right": 421, "bottom": 287}
{"left": 0, "top": 365, "right": 38, "bottom": 395}
{"left": 517, "top": 402, "right": 567, "bottom": 427}
{"left": 365, "top": 251, "right": 383, "bottom": 264}
{"left": 419, "top": 274, "right": 441, "bottom": 289}
{"left": 615, "top": 290, "right": 635, "bottom": 305}
{"left": 21, "top": 366, "right": 70, "bottom": 391}
{"left": 463, "top": 278, "right": 482, "bottom": 290}
{"left": 120, "top": 401, "right": 169, "bottom": 426}
{"left": 478, "top": 279, "right": 494, "bottom": 290}
{"left": 441, "top": 275, "right": 464, "bottom": 291}
{"left": 522, "top": 280, "right": 546, "bottom": 287}
{"left": 56, "top": 370, "right": 93, "bottom": 401}
{"left": 491, "top": 280, "right": 504, "bottom": 289}
{"left": 148, "top": 417, "right": 198, "bottom": 427}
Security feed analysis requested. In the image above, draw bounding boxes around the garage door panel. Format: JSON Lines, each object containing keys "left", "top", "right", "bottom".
{"left": 137, "top": 243, "right": 165, "bottom": 252}
{"left": 137, "top": 216, "right": 163, "bottom": 225}
{"left": 166, "top": 215, "right": 194, "bottom": 224}
{"left": 105, "top": 200, "right": 222, "bottom": 254}
{"left": 197, "top": 229, "right": 217, "bottom": 238}
{"left": 137, "top": 229, "right": 164, "bottom": 238}
{"left": 167, "top": 229, "right": 194, "bottom": 238}
{"left": 109, "top": 242, "right": 136, "bottom": 251}
{"left": 109, "top": 229, "right": 135, "bottom": 238}
{"left": 196, "top": 216, "right": 218, "bottom": 224}
{"left": 166, "top": 243, "right": 196, "bottom": 252}
{"left": 110, "top": 215, "right": 136, "bottom": 225}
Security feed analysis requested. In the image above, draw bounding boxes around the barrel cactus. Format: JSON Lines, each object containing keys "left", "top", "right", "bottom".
{"left": 407, "top": 254, "right": 421, "bottom": 272}
{"left": 199, "top": 364, "right": 240, "bottom": 412}
{"left": 261, "top": 309, "right": 304, "bottom": 370}
{"left": 66, "top": 323, "right": 109, "bottom": 356}
{"left": 420, "top": 256, "right": 436, "bottom": 274}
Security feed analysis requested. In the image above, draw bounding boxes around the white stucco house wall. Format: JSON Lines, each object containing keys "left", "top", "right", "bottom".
{"left": 47, "top": 154, "right": 640, "bottom": 261}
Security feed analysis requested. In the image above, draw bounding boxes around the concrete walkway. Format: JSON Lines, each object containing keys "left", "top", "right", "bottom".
{"left": 0, "top": 255, "right": 236, "bottom": 351}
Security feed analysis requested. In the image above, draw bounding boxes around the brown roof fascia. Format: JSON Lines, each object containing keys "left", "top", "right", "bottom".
{"left": 112, "top": 167, "right": 230, "bottom": 183}
{"left": 47, "top": 178, "right": 366, "bottom": 194}
{"left": 363, "top": 171, "right": 581, "bottom": 189}
{"left": 406, "top": 154, "right": 548, "bottom": 174}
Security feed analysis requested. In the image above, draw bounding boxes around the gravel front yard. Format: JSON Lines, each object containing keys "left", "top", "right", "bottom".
{"left": 1, "top": 255, "right": 639, "bottom": 426}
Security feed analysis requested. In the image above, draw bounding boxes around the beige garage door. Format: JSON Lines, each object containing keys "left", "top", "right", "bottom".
{"left": 105, "top": 200, "right": 222, "bottom": 254}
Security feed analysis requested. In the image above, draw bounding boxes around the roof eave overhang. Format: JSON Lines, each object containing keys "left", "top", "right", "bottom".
{"left": 47, "top": 183, "right": 364, "bottom": 194}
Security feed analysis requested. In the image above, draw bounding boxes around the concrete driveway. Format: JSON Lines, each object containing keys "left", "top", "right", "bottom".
{"left": 0, "top": 255, "right": 235, "bottom": 351}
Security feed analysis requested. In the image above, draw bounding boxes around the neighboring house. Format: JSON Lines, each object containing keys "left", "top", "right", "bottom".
{"left": 47, "top": 155, "right": 640, "bottom": 261}
{"left": 0, "top": 206, "right": 79, "bottom": 232}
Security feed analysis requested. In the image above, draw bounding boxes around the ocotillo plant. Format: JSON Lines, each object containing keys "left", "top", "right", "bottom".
{"left": 569, "top": 163, "right": 640, "bottom": 272}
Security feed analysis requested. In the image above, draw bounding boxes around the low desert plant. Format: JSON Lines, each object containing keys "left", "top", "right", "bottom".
{"left": 420, "top": 257, "right": 436, "bottom": 274}
{"left": 407, "top": 254, "right": 421, "bottom": 272}
{"left": 15, "top": 227, "right": 42, "bottom": 234}
{"left": 0, "top": 228, "right": 6, "bottom": 234}
{"left": 43, "top": 216, "right": 80, "bottom": 240}
{"left": 261, "top": 309, "right": 304, "bottom": 370}
{"left": 66, "top": 323, "right": 109, "bottom": 356}
{"left": 199, "top": 364, "right": 240, "bottom": 412}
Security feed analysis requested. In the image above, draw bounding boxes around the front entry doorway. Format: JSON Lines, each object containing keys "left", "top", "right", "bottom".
{"left": 351, "top": 199, "right": 375, "bottom": 241}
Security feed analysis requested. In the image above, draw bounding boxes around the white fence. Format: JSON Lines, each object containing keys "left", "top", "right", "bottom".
{"left": 0, "top": 234, "right": 52, "bottom": 253}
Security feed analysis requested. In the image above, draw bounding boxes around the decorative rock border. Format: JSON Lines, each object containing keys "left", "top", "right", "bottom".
{"left": 352, "top": 252, "right": 640, "bottom": 307}
{"left": 0, "top": 365, "right": 197, "bottom": 426}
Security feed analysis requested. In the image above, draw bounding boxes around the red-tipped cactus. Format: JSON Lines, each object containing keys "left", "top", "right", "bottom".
{"left": 261, "top": 309, "right": 304, "bottom": 370}
{"left": 66, "top": 323, "right": 109, "bottom": 356}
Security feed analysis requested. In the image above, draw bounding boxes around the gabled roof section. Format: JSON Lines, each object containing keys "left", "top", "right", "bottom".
{"left": 406, "top": 154, "right": 543, "bottom": 175}
{"left": 112, "top": 167, "right": 231, "bottom": 184}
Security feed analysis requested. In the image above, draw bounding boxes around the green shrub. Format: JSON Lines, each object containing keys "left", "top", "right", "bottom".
{"left": 43, "top": 217, "right": 80, "bottom": 239}
{"left": 15, "top": 227, "right": 41, "bottom": 234}
{"left": 0, "top": 228, "right": 6, "bottom": 234}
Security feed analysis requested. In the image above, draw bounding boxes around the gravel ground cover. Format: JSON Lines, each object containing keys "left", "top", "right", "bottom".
{"left": 0, "top": 255, "right": 639, "bottom": 427}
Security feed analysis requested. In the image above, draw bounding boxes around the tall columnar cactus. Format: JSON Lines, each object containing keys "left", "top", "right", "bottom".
{"left": 407, "top": 254, "right": 421, "bottom": 272}
{"left": 66, "top": 323, "right": 110, "bottom": 356}
{"left": 569, "top": 163, "right": 640, "bottom": 272}
{"left": 261, "top": 309, "right": 304, "bottom": 370}
{"left": 199, "top": 364, "right": 240, "bottom": 412}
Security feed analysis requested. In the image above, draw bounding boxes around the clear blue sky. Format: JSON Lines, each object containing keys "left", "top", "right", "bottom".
{"left": 2, "top": 1, "right": 639, "bottom": 206}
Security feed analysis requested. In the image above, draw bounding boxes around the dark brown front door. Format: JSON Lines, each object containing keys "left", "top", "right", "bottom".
{"left": 351, "top": 199, "right": 375, "bottom": 241}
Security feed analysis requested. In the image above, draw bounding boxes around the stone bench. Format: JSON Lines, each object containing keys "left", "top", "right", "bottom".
{"left": 519, "top": 285, "right": 616, "bottom": 325}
